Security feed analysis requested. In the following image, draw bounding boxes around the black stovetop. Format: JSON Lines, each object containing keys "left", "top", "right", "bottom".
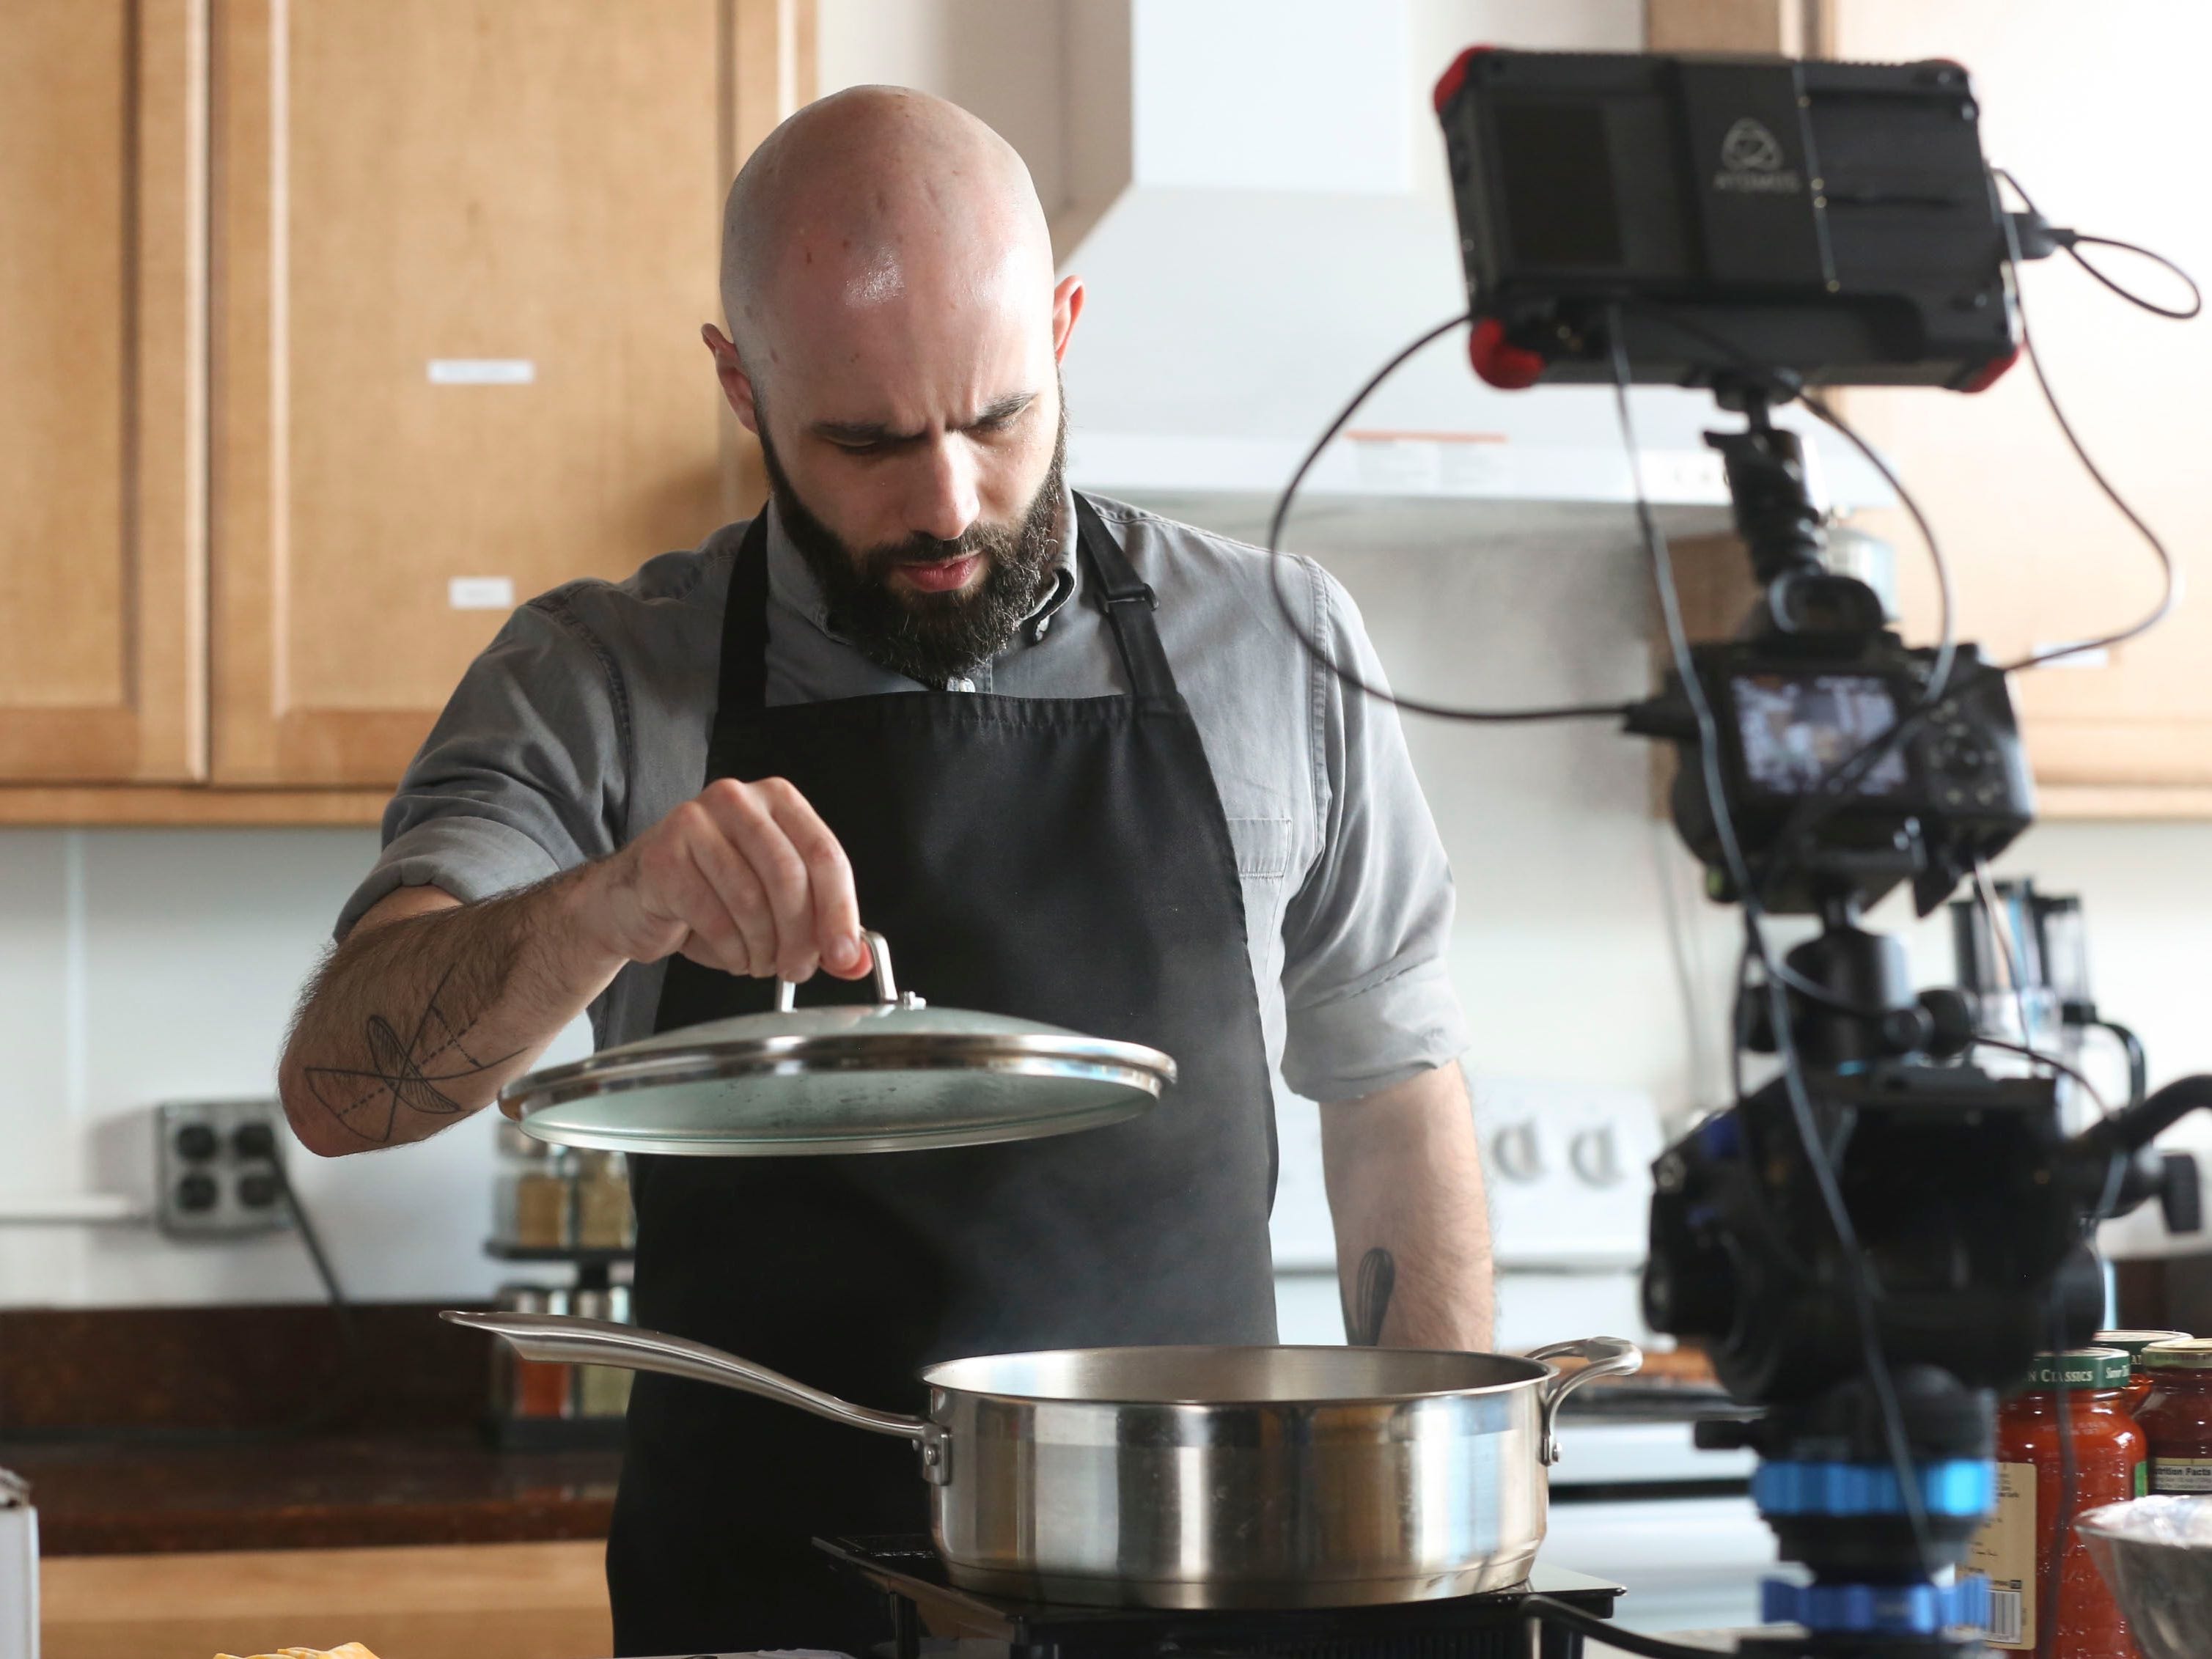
{"left": 814, "top": 1535, "right": 1624, "bottom": 1659}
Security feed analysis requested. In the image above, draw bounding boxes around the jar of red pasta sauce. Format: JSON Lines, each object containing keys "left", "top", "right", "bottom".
{"left": 2136, "top": 1336, "right": 2212, "bottom": 1496}
{"left": 2094, "top": 1328, "right": 2191, "bottom": 1416}
{"left": 1968, "top": 1347, "right": 2143, "bottom": 1656}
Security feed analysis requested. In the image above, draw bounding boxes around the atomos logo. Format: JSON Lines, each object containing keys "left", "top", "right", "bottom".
{"left": 1713, "top": 116, "right": 1803, "bottom": 195}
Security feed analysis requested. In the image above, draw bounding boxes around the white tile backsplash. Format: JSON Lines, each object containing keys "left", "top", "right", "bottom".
{"left": 0, "top": 828, "right": 589, "bottom": 1308}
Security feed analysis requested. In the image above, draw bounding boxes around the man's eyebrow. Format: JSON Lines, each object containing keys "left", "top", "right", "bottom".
{"left": 809, "top": 392, "right": 1037, "bottom": 446}
{"left": 971, "top": 391, "right": 1035, "bottom": 425}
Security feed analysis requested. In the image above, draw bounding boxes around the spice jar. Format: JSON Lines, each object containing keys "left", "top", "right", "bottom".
{"left": 573, "top": 1285, "right": 633, "bottom": 1419}
{"left": 2093, "top": 1328, "right": 2190, "bottom": 1416}
{"left": 493, "top": 1121, "right": 575, "bottom": 1249}
{"left": 2137, "top": 1336, "right": 2212, "bottom": 1495}
{"left": 573, "top": 1151, "right": 634, "bottom": 1250}
{"left": 1968, "top": 1347, "right": 2143, "bottom": 1656}
{"left": 494, "top": 1285, "right": 574, "bottom": 1420}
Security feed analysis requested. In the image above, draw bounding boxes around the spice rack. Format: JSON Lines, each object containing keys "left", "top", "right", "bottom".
{"left": 482, "top": 1122, "right": 638, "bottom": 1449}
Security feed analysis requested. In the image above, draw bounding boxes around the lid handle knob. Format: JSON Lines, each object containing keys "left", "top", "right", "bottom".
{"left": 774, "top": 930, "right": 922, "bottom": 1013}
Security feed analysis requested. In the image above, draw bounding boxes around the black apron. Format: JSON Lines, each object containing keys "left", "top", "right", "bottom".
{"left": 606, "top": 496, "right": 1280, "bottom": 1656}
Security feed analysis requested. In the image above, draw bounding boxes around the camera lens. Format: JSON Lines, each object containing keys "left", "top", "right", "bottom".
{"left": 174, "top": 1123, "right": 219, "bottom": 1162}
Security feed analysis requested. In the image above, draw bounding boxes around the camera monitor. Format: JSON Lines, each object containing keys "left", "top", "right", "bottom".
{"left": 1435, "top": 49, "right": 2019, "bottom": 391}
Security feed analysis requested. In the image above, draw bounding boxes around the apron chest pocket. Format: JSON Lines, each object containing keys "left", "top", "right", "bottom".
{"left": 1225, "top": 816, "right": 1293, "bottom": 880}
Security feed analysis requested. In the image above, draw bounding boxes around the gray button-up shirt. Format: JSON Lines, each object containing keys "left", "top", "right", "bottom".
{"left": 339, "top": 493, "right": 1468, "bottom": 1105}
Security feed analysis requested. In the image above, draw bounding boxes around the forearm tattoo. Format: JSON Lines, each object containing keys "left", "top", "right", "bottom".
{"left": 303, "top": 963, "right": 523, "bottom": 1145}
{"left": 1345, "top": 1246, "right": 1396, "bottom": 1347}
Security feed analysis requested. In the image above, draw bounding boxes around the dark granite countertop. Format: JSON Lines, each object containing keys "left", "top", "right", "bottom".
{"left": 1, "top": 1428, "right": 622, "bottom": 1556}
{"left": 1, "top": 1301, "right": 627, "bottom": 1553}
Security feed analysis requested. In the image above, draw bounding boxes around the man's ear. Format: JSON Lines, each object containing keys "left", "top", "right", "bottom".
{"left": 1050, "top": 275, "right": 1086, "bottom": 364}
{"left": 702, "top": 323, "right": 760, "bottom": 433}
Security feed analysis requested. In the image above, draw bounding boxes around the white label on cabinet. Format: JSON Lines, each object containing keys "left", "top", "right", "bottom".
{"left": 448, "top": 576, "right": 515, "bottom": 611}
{"left": 427, "top": 358, "right": 535, "bottom": 385}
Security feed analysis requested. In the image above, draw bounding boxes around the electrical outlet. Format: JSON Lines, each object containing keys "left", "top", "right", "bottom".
{"left": 155, "top": 1100, "right": 293, "bottom": 1237}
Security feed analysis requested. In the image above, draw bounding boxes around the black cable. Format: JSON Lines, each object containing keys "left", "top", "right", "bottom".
{"left": 1524, "top": 1595, "right": 1724, "bottom": 1658}
{"left": 1611, "top": 298, "right": 1963, "bottom": 710}
{"left": 2090, "top": 1018, "right": 2149, "bottom": 1109}
{"left": 1627, "top": 206, "right": 2188, "bottom": 894}
{"left": 2066, "top": 235, "right": 2204, "bottom": 321}
{"left": 1595, "top": 301, "right": 1977, "bottom": 906}
{"left": 1799, "top": 391, "right": 1957, "bottom": 704}
{"left": 1262, "top": 311, "right": 1639, "bottom": 725}
{"left": 2004, "top": 170, "right": 2203, "bottom": 322}
{"left": 1972, "top": 1037, "right": 2112, "bottom": 1117}
{"left": 267, "top": 1153, "right": 359, "bottom": 1359}
{"left": 1993, "top": 169, "right": 2183, "bottom": 671}
{"left": 15, "top": 1158, "right": 368, "bottom": 1449}
{"left": 1607, "top": 305, "right": 1941, "bottom": 1575}
{"left": 264, "top": 1153, "right": 370, "bottom": 1435}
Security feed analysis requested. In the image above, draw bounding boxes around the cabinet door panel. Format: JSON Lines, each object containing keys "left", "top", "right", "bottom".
{"left": 0, "top": 0, "right": 205, "bottom": 782}
{"left": 1832, "top": 0, "right": 2212, "bottom": 792}
{"left": 213, "top": 0, "right": 749, "bottom": 784}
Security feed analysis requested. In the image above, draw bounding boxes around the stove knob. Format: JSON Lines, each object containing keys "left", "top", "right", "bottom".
{"left": 1489, "top": 1121, "right": 1544, "bottom": 1183}
{"left": 1569, "top": 1125, "right": 1624, "bottom": 1187}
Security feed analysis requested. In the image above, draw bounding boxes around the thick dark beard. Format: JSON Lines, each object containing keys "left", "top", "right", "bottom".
{"left": 760, "top": 402, "right": 1068, "bottom": 688}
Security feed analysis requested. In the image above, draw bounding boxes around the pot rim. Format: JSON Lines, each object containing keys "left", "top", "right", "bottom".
{"left": 919, "top": 1342, "right": 1558, "bottom": 1409}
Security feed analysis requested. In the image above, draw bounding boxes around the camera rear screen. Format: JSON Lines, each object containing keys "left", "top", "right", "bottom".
{"left": 1732, "top": 672, "right": 1911, "bottom": 797}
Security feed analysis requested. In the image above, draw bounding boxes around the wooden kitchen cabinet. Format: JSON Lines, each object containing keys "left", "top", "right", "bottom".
{"left": 1825, "top": 0, "right": 2212, "bottom": 815}
{"left": 0, "top": 0, "right": 207, "bottom": 784}
{"left": 42, "top": 1540, "right": 611, "bottom": 1659}
{"left": 212, "top": 0, "right": 782, "bottom": 787}
{"left": 0, "top": 0, "right": 811, "bottom": 817}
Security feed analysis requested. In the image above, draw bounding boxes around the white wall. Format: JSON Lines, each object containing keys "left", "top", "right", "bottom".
{"left": 0, "top": 829, "right": 592, "bottom": 1307}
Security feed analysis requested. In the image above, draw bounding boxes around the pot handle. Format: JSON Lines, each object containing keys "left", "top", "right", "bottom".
{"left": 1527, "top": 1335, "right": 1644, "bottom": 1466}
{"left": 441, "top": 1310, "right": 954, "bottom": 1482}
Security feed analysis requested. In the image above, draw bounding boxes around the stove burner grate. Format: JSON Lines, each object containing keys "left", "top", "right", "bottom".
{"left": 814, "top": 1536, "right": 1624, "bottom": 1659}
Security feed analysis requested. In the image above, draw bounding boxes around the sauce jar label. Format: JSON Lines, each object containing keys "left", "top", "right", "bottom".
{"left": 1965, "top": 1460, "right": 2036, "bottom": 1649}
{"left": 2150, "top": 1456, "right": 2212, "bottom": 1493}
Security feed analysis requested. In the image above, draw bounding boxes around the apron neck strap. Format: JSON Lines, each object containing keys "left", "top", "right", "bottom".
{"left": 720, "top": 508, "right": 775, "bottom": 717}
{"left": 716, "top": 494, "right": 1180, "bottom": 720}
{"left": 1073, "top": 493, "right": 1177, "bottom": 701}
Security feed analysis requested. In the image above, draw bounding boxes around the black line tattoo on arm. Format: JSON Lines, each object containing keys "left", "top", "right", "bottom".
{"left": 304, "top": 963, "right": 525, "bottom": 1145}
{"left": 1345, "top": 1246, "right": 1395, "bottom": 1347}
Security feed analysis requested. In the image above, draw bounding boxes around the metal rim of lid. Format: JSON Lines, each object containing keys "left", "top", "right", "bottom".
{"left": 2141, "top": 1337, "right": 2212, "bottom": 1371}
{"left": 504, "top": 1035, "right": 1175, "bottom": 1156}
{"left": 499, "top": 928, "right": 1176, "bottom": 1155}
{"left": 505, "top": 1029, "right": 1176, "bottom": 1110}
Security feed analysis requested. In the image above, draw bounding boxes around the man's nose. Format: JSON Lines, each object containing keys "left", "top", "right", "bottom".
{"left": 907, "top": 436, "right": 980, "bottom": 544}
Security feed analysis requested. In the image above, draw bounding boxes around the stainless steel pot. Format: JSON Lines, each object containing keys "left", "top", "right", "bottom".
{"left": 444, "top": 1310, "right": 1639, "bottom": 1608}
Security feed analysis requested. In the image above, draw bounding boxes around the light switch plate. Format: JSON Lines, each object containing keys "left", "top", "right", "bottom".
{"left": 154, "top": 1100, "right": 293, "bottom": 1237}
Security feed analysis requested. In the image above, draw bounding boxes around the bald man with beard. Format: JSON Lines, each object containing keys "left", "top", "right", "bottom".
{"left": 282, "top": 88, "right": 1491, "bottom": 1653}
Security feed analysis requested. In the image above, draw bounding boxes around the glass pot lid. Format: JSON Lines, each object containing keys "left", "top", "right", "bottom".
{"left": 504, "top": 932, "right": 1175, "bottom": 1156}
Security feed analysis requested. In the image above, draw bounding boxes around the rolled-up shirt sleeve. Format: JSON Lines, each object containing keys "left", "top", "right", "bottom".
{"left": 334, "top": 587, "right": 630, "bottom": 941}
{"left": 1278, "top": 562, "right": 1469, "bottom": 1103}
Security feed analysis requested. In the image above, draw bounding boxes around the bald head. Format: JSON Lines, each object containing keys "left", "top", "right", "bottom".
{"left": 701, "top": 86, "right": 1082, "bottom": 681}
{"left": 720, "top": 85, "right": 1054, "bottom": 383}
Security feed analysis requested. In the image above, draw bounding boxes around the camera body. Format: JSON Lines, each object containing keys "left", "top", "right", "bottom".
{"left": 1434, "top": 48, "right": 2018, "bottom": 391}
{"left": 1661, "top": 635, "right": 2034, "bottom": 916}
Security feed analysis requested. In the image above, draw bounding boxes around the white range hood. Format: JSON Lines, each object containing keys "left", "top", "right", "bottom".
{"left": 1053, "top": 0, "right": 1888, "bottom": 533}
